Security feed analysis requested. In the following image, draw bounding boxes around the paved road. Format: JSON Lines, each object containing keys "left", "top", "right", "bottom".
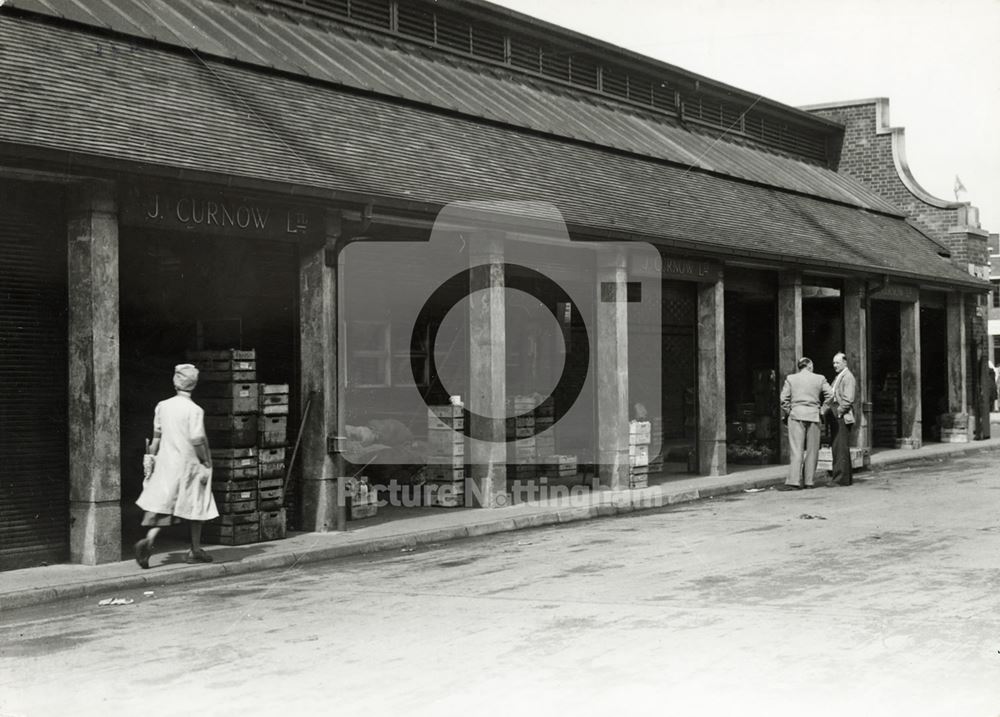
{"left": 2, "top": 453, "right": 999, "bottom": 717}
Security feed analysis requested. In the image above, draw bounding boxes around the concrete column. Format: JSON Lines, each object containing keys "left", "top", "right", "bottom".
{"left": 697, "top": 277, "right": 726, "bottom": 476}
{"left": 468, "top": 236, "right": 507, "bottom": 508}
{"left": 898, "top": 299, "right": 922, "bottom": 449}
{"left": 596, "top": 249, "right": 630, "bottom": 490}
{"left": 777, "top": 272, "right": 803, "bottom": 463}
{"left": 67, "top": 180, "right": 121, "bottom": 564}
{"left": 298, "top": 212, "right": 341, "bottom": 531}
{"left": 843, "top": 279, "right": 869, "bottom": 453}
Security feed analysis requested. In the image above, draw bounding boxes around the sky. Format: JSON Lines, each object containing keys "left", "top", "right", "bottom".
{"left": 490, "top": 0, "right": 1000, "bottom": 234}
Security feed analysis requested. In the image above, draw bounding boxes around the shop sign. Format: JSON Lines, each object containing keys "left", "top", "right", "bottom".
{"left": 121, "top": 188, "right": 321, "bottom": 241}
{"left": 629, "top": 253, "right": 722, "bottom": 282}
{"left": 870, "top": 282, "right": 919, "bottom": 303}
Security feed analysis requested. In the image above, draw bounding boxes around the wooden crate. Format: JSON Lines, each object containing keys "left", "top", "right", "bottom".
{"left": 203, "top": 522, "right": 259, "bottom": 546}
{"left": 422, "top": 465, "right": 464, "bottom": 482}
{"left": 425, "top": 482, "right": 466, "bottom": 508}
{"left": 629, "top": 444, "right": 650, "bottom": 467}
{"left": 213, "top": 487, "right": 258, "bottom": 514}
{"left": 817, "top": 447, "right": 868, "bottom": 471}
{"left": 258, "top": 486, "right": 284, "bottom": 511}
{"left": 199, "top": 368, "right": 256, "bottom": 383}
{"left": 214, "top": 477, "right": 258, "bottom": 493}
{"left": 197, "top": 382, "right": 259, "bottom": 415}
{"left": 427, "top": 430, "right": 464, "bottom": 455}
{"left": 205, "top": 414, "right": 258, "bottom": 448}
{"left": 428, "top": 405, "right": 464, "bottom": 431}
{"left": 217, "top": 511, "right": 260, "bottom": 525}
{"left": 258, "top": 416, "right": 288, "bottom": 447}
{"left": 213, "top": 464, "right": 259, "bottom": 480}
{"left": 187, "top": 349, "right": 256, "bottom": 361}
{"left": 258, "top": 446, "right": 286, "bottom": 464}
{"left": 212, "top": 447, "right": 258, "bottom": 476}
{"left": 259, "top": 462, "right": 285, "bottom": 479}
{"left": 629, "top": 421, "right": 651, "bottom": 445}
{"left": 259, "top": 509, "right": 287, "bottom": 541}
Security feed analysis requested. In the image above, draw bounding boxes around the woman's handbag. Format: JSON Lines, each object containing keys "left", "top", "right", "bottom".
{"left": 142, "top": 438, "right": 156, "bottom": 485}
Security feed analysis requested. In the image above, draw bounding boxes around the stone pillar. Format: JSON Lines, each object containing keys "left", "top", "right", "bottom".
{"left": 298, "top": 212, "right": 341, "bottom": 531}
{"left": 596, "top": 249, "right": 630, "bottom": 490}
{"left": 777, "top": 272, "right": 803, "bottom": 462}
{"left": 942, "top": 292, "right": 971, "bottom": 441}
{"left": 468, "top": 236, "right": 507, "bottom": 508}
{"left": 697, "top": 277, "right": 726, "bottom": 476}
{"left": 67, "top": 180, "right": 121, "bottom": 564}
{"left": 898, "top": 299, "right": 922, "bottom": 448}
{"left": 843, "top": 279, "right": 869, "bottom": 454}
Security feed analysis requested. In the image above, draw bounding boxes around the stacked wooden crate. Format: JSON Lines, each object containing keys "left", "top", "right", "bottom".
{"left": 191, "top": 349, "right": 261, "bottom": 545}
{"left": 346, "top": 476, "right": 378, "bottom": 520}
{"left": 628, "top": 420, "right": 651, "bottom": 488}
{"left": 507, "top": 396, "right": 538, "bottom": 482}
{"left": 647, "top": 416, "right": 664, "bottom": 474}
{"left": 209, "top": 447, "right": 260, "bottom": 545}
{"left": 257, "top": 384, "right": 289, "bottom": 540}
{"left": 538, "top": 454, "right": 577, "bottom": 481}
{"left": 424, "top": 405, "right": 466, "bottom": 507}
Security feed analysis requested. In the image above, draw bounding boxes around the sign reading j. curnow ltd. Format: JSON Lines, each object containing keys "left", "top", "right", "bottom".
{"left": 629, "top": 252, "right": 723, "bottom": 282}
{"left": 121, "top": 187, "right": 321, "bottom": 241}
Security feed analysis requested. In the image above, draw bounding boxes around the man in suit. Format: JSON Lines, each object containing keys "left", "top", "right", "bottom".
{"left": 779, "top": 357, "right": 833, "bottom": 490}
{"left": 825, "top": 351, "right": 857, "bottom": 486}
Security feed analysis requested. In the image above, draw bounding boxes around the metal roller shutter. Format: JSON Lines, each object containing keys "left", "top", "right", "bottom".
{"left": 0, "top": 181, "right": 69, "bottom": 570}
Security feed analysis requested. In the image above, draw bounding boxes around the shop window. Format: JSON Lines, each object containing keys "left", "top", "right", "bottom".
{"left": 348, "top": 320, "right": 390, "bottom": 387}
{"left": 992, "top": 280, "right": 1000, "bottom": 308}
{"left": 347, "top": 320, "right": 430, "bottom": 388}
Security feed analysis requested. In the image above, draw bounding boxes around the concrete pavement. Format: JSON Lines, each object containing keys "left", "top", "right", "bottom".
{"left": 3, "top": 446, "right": 1000, "bottom": 717}
{"left": 2, "top": 436, "right": 999, "bottom": 612}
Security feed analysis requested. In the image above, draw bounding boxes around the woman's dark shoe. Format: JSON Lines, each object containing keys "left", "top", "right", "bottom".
{"left": 133, "top": 539, "right": 151, "bottom": 569}
{"left": 776, "top": 484, "right": 802, "bottom": 491}
{"left": 185, "top": 548, "right": 214, "bottom": 564}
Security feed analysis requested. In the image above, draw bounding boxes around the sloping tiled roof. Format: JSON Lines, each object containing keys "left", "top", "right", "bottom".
{"left": 6, "top": 0, "right": 899, "bottom": 215}
{"left": 0, "top": 12, "right": 983, "bottom": 287}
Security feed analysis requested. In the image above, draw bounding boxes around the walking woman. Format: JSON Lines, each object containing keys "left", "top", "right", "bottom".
{"left": 134, "top": 363, "right": 219, "bottom": 568}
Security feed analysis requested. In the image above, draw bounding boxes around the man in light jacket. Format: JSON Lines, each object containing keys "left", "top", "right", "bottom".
{"left": 779, "top": 357, "right": 833, "bottom": 490}
{"left": 825, "top": 352, "right": 857, "bottom": 486}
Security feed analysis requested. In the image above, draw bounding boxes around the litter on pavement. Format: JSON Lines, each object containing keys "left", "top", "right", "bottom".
{"left": 98, "top": 597, "right": 134, "bottom": 606}
{"left": 798, "top": 513, "right": 827, "bottom": 520}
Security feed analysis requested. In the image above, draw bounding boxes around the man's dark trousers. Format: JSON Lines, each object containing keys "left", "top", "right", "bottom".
{"left": 830, "top": 415, "right": 853, "bottom": 485}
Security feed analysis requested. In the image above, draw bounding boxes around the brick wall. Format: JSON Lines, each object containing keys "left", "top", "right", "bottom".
{"left": 808, "top": 100, "right": 987, "bottom": 268}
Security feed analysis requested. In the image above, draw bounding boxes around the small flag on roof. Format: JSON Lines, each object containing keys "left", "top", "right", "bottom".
{"left": 954, "top": 175, "right": 968, "bottom": 200}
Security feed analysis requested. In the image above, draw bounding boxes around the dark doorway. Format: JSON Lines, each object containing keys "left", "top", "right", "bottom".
{"left": 119, "top": 232, "right": 299, "bottom": 546}
{"left": 724, "top": 271, "right": 779, "bottom": 466}
{"left": 871, "top": 300, "right": 902, "bottom": 447}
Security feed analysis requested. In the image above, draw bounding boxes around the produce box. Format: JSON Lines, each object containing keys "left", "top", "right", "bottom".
{"left": 629, "top": 420, "right": 651, "bottom": 445}
{"left": 203, "top": 522, "right": 259, "bottom": 546}
{"left": 205, "top": 414, "right": 258, "bottom": 448}
{"left": 197, "top": 382, "right": 259, "bottom": 415}
{"left": 259, "top": 509, "right": 287, "bottom": 541}
{"left": 258, "top": 416, "right": 288, "bottom": 447}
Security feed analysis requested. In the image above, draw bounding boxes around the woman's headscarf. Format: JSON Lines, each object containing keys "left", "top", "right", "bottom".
{"left": 173, "top": 363, "right": 199, "bottom": 392}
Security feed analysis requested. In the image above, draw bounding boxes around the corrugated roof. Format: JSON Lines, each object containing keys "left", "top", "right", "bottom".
{"left": 0, "top": 13, "right": 982, "bottom": 288}
{"left": 5, "top": 0, "right": 904, "bottom": 217}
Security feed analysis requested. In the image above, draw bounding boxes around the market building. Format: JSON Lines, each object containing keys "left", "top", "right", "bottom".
{"left": 0, "top": 0, "right": 989, "bottom": 569}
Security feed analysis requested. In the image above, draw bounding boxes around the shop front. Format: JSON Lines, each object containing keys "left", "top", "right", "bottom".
{"left": 0, "top": 179, "right": 69, "bottom": 570}
{"left": 117, "top": 184, "right": 318, "bottom": 548}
